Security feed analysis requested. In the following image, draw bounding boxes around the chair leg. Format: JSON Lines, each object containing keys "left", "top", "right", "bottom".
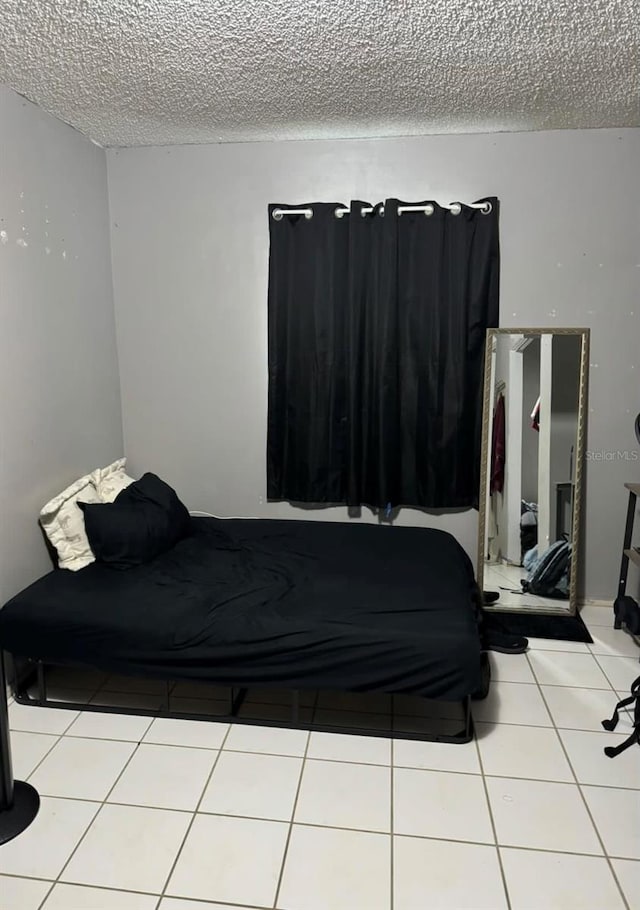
{"left": 616, "top": 491, "right": 637, "bottom": 625}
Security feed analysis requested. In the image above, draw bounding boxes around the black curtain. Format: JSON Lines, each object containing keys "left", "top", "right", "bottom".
{"left": 267, "top": 198, "right": 499, "bottom": 510}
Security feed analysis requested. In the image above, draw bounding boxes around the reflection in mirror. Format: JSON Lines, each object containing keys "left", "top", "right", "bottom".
{"left": 478, "top": 329, "right": 588, "bottom": 615}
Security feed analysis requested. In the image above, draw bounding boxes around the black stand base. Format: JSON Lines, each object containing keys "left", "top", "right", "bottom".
{"left": 0, "top": 781, "right": 40, "bottom": 845}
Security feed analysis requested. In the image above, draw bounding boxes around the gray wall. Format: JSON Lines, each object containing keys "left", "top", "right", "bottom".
{"left": 521, "top": 339, "right": 541, "bottom": 504}
{"left": 550, "top": 335, "right": 581, "bottom": 538}
{"left": 488, "top": 334, "right": 510, "bottom": 561}
{"left": 0, "top": 87, "right": 123, "bottom": 601}
{"left": 107, "top": 128, "right": 640, "bottom": 600}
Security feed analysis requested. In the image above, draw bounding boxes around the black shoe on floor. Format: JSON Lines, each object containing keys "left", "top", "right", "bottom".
{"left": 482, "top": 632, "right": 529, "bottom": 654}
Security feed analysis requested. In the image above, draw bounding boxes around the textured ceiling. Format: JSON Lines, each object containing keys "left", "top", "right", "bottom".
{"left": 1, "top": 0, "right": 638, "bottom": 147}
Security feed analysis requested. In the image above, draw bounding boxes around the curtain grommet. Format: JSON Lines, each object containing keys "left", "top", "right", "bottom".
{"left": 272, "top": 208, "right": 313, "bottom": 220}
{"left": 424, "top": 204, "right": 434, "bottom": 216}
{"left": 335, "top": 207, "right": 345, "bottom": 219}
{"left": 379, "top": 205, "right": 385, "bottom": 217}
{"left": 481, "top": 201, "right": 493, "bottom": 214}
{"left": 450, "top": 202, "right": 462, "bottom": 216}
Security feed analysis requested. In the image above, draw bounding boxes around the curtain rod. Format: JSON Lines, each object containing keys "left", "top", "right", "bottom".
{"left": 271, "top": 201, "right": 492, "bottom": 221}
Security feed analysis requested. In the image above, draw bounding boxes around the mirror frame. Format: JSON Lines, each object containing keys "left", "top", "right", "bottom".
{"left": 476, "top": 327, "right": 590, "bottom": 616}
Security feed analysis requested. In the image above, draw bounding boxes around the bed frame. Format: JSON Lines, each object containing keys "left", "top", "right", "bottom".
{"left": 1, "top": 648, "right": 479, "bottom": 841}
{"left": 10, "top": 657, "right": 476, "bottom": 744}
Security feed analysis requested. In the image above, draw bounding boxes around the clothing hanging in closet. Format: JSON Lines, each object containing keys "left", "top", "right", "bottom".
{"left": 490, "top": 393, "right": 505, "bottom": 494}
{"left": 531, "top": 396, "right": 540, "bottom": 432}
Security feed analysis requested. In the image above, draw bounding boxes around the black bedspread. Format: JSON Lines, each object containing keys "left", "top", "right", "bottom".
{"left": 0, "top": 518, "right": 482, "bottom": 700}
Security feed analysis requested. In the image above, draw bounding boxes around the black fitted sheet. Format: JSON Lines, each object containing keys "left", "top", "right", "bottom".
{"left": 0, "top": 518, "right": 482, "bottom": 700}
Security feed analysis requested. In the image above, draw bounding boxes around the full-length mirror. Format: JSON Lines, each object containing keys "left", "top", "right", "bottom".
{"left": 477, "top": 328, "right": 589, "bottom": 615}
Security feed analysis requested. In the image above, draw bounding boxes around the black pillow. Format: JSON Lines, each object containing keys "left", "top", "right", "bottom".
{"left": 80, "top": 472, "right": 192, "bottom": 569}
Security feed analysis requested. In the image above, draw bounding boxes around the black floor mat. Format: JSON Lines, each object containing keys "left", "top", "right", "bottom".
{"left": 482, "top": 609, "right": 594, "bottom": 643}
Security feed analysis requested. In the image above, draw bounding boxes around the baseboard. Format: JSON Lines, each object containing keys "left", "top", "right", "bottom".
{"left": 578, "top": 598, "right": 612, "bottom": 609}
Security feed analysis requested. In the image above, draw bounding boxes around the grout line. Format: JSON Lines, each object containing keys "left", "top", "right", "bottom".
{"left": 20, "top": 708, "right": 636, "bottom": 748}
{"left": 34, "top": 878, "right": 266, "bottom": 910}
{"left": 22, "top": 718, "right": 91, "bottom": 788}
{"left": 525, "top": 652, "right": 617, "bottom": 695}
{"left": 29, "top": 715, "right": 122, "bottom": 910}
{"left": 592, "top": 653, "right": 640, "bottom": 694}
{"left": 38, "top": 771, "right": 639, "bottom": 797}
{"left": 272, "top": 692, "right": 317, "bottom": 909}
{"left": 474, "top": 723, "right": 512, "bottom": 910}
{"left": 368, "top": 829, "right": 624, "bottom": 857}
{"left": 34, "top": 879, "right": 161, "bottom": 902}
{"left": 164, "top": 899, "right": 268, "bottom": 909}
{"left": 17, "top": 662, "right": 639, "bottom": 908}
{"left": 573, "top": 778, "right": 634, "bottom": 910}
{"left": 529, "top": 646, "right": 596, "bottom": 655}
{"left": 62, "top": 733, "right": 221, "bottom": 748}
{"left": 156, "top": 723, "right": 234, "bottom": 902}
{"left": 158, "top": 896, "right": 269, "bottom": 909}
{"left": 490, "top": 677, "right": 619, "bottom": 691}
{"left": 6, "top": 824, "right": 640, "bottom": 883}
{"left": 589, "top": 649, "right": 640, "bottom": 661}
{"left": 162, "top": 893, "right": 274, "bottom": 910}
{"left": 7, "top": 719, "right": 527, "bottom": 741}
{"left": 34, "top": 864, "right": 62, "bottom": 906}
{"left": 14, "top": 745, "right": 640, "bottom": 795}
{"left": 17, "top": 707, "right": 635, "bottom": 741}
{"left": 19, "top": 679, "right": 106, "bottom": 790}
{"left": 0, "top": 873, "right": 56, "bottom": 884}
{"left": 16, "top": 731, "right": 61, "bottom": 779}
{"left": 526, "top": 653, "right": 632, "bottom": 910}
{"left": 33, "top": 794, "right": 190, "bottom": 812}
{"left": 51, "top": 730, "right": 154, "bottom": 895}
{"left": 65, "top": 712, "right": 155, "bottom": 743}
{"left": 497, "top": 841, "right": 640, "bottom": 860}
{"left": 16, "top": 795, "right": 640, "bottom": 843}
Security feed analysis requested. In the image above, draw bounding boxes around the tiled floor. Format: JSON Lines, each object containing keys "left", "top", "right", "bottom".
{"left": 2, "top": 605, "right": 639, "bottom": 910}
{"left": 484, "top": 562, "right": 571, "bottom": 612}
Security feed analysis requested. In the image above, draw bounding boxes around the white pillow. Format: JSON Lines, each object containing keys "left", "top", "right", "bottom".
{"left": 91, "top": 457, "right": 135, "bottom": 503}
{"left": 40, "top": 473, "right": 102, "bottom": 571}
{"left": 40, "top": 459, "right": 135, "bottom": 571}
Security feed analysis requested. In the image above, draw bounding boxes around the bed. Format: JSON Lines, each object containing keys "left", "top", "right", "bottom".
{"left": 0, "top": 517, "right": 487, "bottom": 742}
